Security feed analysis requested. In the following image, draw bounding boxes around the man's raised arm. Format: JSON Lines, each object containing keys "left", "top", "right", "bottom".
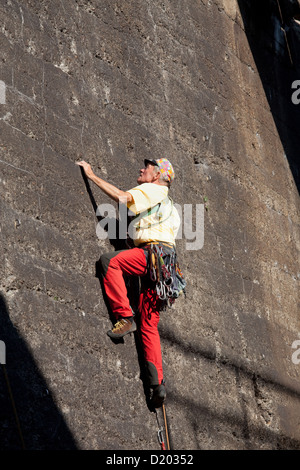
{"left": 76, "top": 160, "right": 133, "bottom": 204}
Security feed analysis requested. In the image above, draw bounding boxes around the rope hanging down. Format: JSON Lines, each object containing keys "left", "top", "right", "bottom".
{"left": 1, "top": 364, "right": 25, "bottom": 449}
{"left": 162, "top": 404, "right": 170, "bottom": 450}
{"left": 276, "top": 0, "right": 294, "bottom": 65}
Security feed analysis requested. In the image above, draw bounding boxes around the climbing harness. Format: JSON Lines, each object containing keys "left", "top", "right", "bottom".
{"left": 144, "top": 242, "right": 186, "bottom": 309}
{"left": 155, "top": 404, "right": 170, "bottom": 451}
{"left": 1, "top": 364, "right": 25, "bottom": 450}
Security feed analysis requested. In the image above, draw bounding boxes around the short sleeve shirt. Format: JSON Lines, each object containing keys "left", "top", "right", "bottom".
{"left": 126, "top": 183, "right": 181, "bottom": 246}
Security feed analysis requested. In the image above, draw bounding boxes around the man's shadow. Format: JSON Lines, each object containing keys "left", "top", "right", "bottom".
{"left": 80, "top": 168, "right": 154, "bottom": 411}
{"left": 0, "top": 294, "right": 77, "bottom": 450}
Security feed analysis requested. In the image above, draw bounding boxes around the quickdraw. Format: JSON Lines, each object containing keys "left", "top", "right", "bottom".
{"left": 155, "top": 405, "right": 170, "bottom": 451}
{"left": 157, "top": 426, "right": 166, "bottom": 451}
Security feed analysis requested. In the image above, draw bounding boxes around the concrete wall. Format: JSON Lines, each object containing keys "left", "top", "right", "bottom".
{"left": 0, "top": 0, "right": 299, "bottom": 450}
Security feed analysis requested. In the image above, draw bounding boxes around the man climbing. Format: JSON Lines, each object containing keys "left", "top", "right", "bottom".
{"left": 76, "top": 158, "right": 181, "bottom": 408}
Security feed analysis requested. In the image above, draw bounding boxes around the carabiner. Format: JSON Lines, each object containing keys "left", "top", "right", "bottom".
{"left": 157, "top": 428, "right": 166, "bottom": 450}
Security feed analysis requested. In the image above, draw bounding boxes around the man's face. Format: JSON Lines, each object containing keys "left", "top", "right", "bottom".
{"left": 137, "top": 163, "right": 159, "bottom": 184}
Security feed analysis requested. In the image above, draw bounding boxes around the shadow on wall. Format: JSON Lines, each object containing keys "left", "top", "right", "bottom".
{"left": 237, "top": 0, "right": 300, "bottom": 193}
{"left": 0, "top": 294, "right": 77, "bottom": 450}
{"left": 160, "top": 323, "right": 300, "bottom": 449}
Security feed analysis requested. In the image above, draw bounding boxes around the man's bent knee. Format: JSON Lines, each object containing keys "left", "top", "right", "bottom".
{"left": 100, "top": 250, "right": 125, "bottom": 277}
{"left": 100, "top": 252, "right": 115, "bottom": 277}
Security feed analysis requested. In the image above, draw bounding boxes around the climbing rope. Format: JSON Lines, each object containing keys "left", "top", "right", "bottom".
{"left": 1, "top": 364, "right": 25, "bottom": 449}
{"left": 162, "top": 404, "right": 170, "bottom": 450}
{"left": 276, "top": 0, "right": 294, "bottom": 65}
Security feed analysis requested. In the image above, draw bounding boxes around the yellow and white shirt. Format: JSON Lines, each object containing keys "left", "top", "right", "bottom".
{"left": 126, "top": 183, "right": 180, "bottom": 246}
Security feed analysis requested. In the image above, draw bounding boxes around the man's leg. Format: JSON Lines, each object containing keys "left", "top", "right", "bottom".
{"left": 138, "top": 283, "right": 166, "bottom": 407}
{"left": 100, "top": 248, "right": 147, "bottom": 337}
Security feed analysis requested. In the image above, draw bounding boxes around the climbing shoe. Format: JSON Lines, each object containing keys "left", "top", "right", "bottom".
{"left": 150, "top": 383, "right": 166, "bottom": 408}
{"left": 107, "top": 317, "right": 137, "bottom": 339}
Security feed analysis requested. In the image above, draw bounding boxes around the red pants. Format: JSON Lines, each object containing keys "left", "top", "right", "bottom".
{"left": 100, "top": 248, "right": 164, "bottom": 386}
